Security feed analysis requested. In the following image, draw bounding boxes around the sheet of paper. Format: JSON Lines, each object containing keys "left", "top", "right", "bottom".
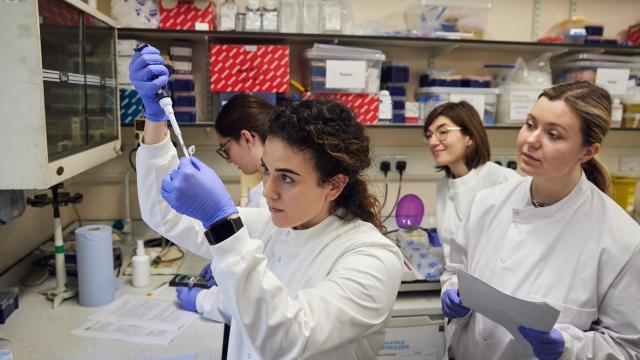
{"left": 326, "top": 60, "right": 366, "bottom": 89}
{"left": 71, "top": 319, "right": 184, "bottom": 345}
{"left": 596, "top": 68, "right": 630, "bottom": 97}
{"left": 456, "top": 269, "right": 560, "bottom": 352}
{"left": 89, "top": 295, "right": 197, "bottom": 330}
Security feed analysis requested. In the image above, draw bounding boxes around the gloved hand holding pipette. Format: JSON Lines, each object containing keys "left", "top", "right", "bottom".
{"left": 129, "top": 43, "right": 192, "bottom": 158}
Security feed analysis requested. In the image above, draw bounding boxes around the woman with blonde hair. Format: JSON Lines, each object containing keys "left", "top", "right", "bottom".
{"left": 442, "top": 81, "right": 640, "bottom": 359}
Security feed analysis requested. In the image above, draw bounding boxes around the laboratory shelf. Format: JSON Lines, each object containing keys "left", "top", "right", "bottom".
{"left": 117, "top": 28, "right": 640, "bottom": 56}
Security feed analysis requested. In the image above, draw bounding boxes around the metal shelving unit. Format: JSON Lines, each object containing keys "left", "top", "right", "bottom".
{"left": 116, "top": 28, "right": 640, "bottom": 130}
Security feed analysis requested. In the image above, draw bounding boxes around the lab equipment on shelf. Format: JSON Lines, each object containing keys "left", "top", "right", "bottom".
{"left": 217, "top": 0, "right": 238, "bottom": 31}
{"left": 304, "top": 43, "right": 386, "bottom": 94}
{"left": 279, "top": 0, "right": 300, "bottom": 33}
{"left": 262, "top": 0, "right": 278, "bottom": 32}
{"left": 417, "top": 86, "right": 500, "bottom": 125}
{"left": 245, "top": 0, "right": 262, "bottom": 31}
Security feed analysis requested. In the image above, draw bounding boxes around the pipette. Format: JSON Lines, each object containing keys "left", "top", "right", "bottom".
{"left": 134, "top": 43, "right": 192, "bottom": 158}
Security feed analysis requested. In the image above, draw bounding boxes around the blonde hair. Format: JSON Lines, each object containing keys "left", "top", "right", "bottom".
{"left": 539, "top": 81, "right": 612, "bottom": 194}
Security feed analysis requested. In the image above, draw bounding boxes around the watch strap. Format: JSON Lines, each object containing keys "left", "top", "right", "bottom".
{"left": 204, "top": 216, "right": 244, "bottom": 245}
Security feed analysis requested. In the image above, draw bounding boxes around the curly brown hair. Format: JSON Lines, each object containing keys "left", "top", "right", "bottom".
{"left": 268, "top": 99, "right": 385, "bottom": 232}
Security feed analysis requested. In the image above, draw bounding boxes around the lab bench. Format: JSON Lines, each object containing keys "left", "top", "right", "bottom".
{"left": 0, "top": 220, "right": 444, "bottom": 359}
{"left": 0, "top": 221, "right": 225, "bottom": 360}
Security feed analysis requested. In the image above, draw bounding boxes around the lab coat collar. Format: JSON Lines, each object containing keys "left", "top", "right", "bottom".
{"left": 448, "top": 164, "right": 480, "bottom": 191}
{"left": 285, "top": 214, "right": 344, "bottom": 240}
{"left": 512, "top": 172, "right": 590, "bottom": 222}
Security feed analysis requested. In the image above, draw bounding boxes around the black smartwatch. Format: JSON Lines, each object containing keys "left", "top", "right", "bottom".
{"left": 204, "top": 215, "right": 244, "bottom": 245}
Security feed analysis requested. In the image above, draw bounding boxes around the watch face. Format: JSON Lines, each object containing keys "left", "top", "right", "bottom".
{"left": 205, "top": 216, "right": 243, "bottom": 245}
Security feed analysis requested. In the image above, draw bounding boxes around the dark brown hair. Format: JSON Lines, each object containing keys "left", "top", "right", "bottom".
{"left": 539, "top": 81, "right": 612, "bottom": 194}
{"left": 268, "top": 100, "right": 385, "bottom": 232}
{"left": 422, "top": 101, "right": 491, "bottom": 178}
{"left": 214, "top": 93, "right": 274, "bottom": 143}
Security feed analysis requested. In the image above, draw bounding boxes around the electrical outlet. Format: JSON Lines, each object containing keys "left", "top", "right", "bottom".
{"left": 376, "top": 154, "right": 408, "bottom": 175}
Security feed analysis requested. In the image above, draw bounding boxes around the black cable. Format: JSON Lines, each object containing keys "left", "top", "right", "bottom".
{"left": 128, "top": 145, "right": 138, "bottom": 172}
{"left": 380, "top": 178, "right": 389, "bottom": 209}
{"left": 381, "top": 173, "right": 403, "bottom": 225}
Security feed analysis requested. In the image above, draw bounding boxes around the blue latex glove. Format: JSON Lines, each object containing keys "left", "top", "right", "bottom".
{"left": 442, "top": 288, "right": 471, "bottom": 320}
{"left": 199, "top": 263, "right": 217, "bottom": 287}
{"left": 176, "top": 286, "right": 201, "bottom": 312}
{"left": 161, "top": 156, "right": 238, "bottom": 228}
{"left": 519, "top": 326, "right": 565, "bottom": 360}
{"left": 128, "top": 45, "right": 169, "bottom": 122}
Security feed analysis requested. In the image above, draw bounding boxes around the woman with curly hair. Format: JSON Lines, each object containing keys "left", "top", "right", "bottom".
{"left": 136, "top": 88, "right": 402, "bottom": 358}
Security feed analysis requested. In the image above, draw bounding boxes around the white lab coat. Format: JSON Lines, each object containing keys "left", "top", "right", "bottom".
{"left": 445, "top": 173, "right": 640, "bottom": 359}
{"left": 136, "top": 136, "right": 403, "bottom": 360}
{"left": 437, "top": 161, "right": 520, "bottom": 289}
{"left": 246, "top": 181, "right": 267, "bottom": 209}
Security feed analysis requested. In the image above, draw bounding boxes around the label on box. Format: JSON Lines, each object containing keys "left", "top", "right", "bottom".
{"left": 450, "top": 93, "right": 486, "bottom": 120}
{"left": 509, "top": 90, "right": 539, "bottom": 121}
{"left": 210, "top": 45, "right": 289, "bottom": 92}
{"left": 405, "top": 101, "right": 420, "bottom": 124}
{"left": 596, "top": 68, "right": 630, "bottom": 97}
{"left": 326, "top": 60, "right": 366, "bottom": 90}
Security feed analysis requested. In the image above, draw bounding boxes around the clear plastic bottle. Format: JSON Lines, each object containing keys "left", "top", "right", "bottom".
{"left": 262, "top": 0, "right": 279, "bottom": 32}
{"left": 301, "top": 0, "right": 321, "bottom": 34}
{"left": 279, "top": 0, "right": 299, "bottom": 33}
{"left": 245, "top": 0, "right": 263, "bottom": 31}
{"left": 611, "top": 98, "right": 623, "bottom": 127}
{"left": 217, "top": 0, "right": 238, "bottom": 31}
{"left": 322, "top": 0, "right": 342, "bottom": 34}
{"left": 132, "top": 239, "right": 150, "bottom": 288}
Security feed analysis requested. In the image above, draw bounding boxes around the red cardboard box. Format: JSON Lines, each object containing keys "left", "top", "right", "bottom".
{"left": 209, "top": 45, "right": 290, "bottom": 93}
{"left": 159, "top": 0, "right": 215, "bottom": 31}
{"left": 302, "top": 93, "right": 379, "bottom": 125}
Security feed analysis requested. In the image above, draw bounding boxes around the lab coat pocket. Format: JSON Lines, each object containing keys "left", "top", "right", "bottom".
{"left": 538, "top": 298, "right": 597, "bottom": 331}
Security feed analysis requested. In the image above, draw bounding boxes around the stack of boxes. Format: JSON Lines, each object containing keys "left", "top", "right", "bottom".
{"left": 117, "top": 39, "right": 144, "bottom": 125}
{"left": 209, "top": 44, "right": 290, "bottom": 107}
{"left": 170, "top": 41, "right": 196, "bottom": 123}
{"left": 381, "top": 62, "right": 411, "bottom": 124}
{"left": 302, "top": 44, "right": 385, "bottom": 125}
{"left": 159, "top": 0, "right": 216, "bottom": 31}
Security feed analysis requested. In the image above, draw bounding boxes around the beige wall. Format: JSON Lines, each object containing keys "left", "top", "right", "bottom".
{"left": 2, "top": 0, "right": 640, "bottom": 274}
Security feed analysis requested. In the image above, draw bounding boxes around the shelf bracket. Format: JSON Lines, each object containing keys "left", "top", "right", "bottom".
{"left": 428, "top": 44, "right": 458, "bottom": 67}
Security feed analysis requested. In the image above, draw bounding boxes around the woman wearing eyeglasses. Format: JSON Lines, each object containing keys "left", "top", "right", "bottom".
{"left": 442, "top": 81, "right": 640, "bottom": 359}
{"left": 423, "top": 101, "right": 519, "bottom": 286}
{"left": 423, "top": 101, "right": 520, "bottom": 356}
{"left": 214, "top": 93, "right": 274, "bottom": 209}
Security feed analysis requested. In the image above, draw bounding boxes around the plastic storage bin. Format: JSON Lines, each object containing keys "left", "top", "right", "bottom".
{"left": 404, "top": 0, "right": 492, "bottom": 39}
{"left": 305, "top": 44, "right": 385, "bottom": 94}
{"left": 416, "top": 86, "right": 500, "bottom": 124}
{"left": 552, "top": 54, "right": 640, "bottom": 91}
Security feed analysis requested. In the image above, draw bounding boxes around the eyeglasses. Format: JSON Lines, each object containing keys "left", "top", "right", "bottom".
{"left": 424, "top": 127, "right": 463, "bottom": 143}
{"left": 216, "top": 138, "right": 233, "bottom": 160}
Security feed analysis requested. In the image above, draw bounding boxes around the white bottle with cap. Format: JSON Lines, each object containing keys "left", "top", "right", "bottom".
{"left": 245, "top": 0, "right": 263, "bottom": 31}
{"left": 132, "top": 240, "right": 150, "bottom": 287}
{"left": 262, "top": 0, "right": 279, "bottom": 32}
{"left": 611, "top": 98, "right": 623, "bottom": 128}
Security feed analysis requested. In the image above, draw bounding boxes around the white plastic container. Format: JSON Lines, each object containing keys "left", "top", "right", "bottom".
{"left": 245, "top": 0, "right": 262, "bottom": 31}
{"left": 132, "top": 240, "right": 150, "bottom": 288}
{"left": 305, "top": 43, "right": 386, "bottom": 94}
{"left": 416, "top": 86, "right": 500, "bottom": 125}
{"left": 279, "top": 0, "right": 299, "bottom": 33}
{"left": 301, "top": 0, "right": 322, "bottom": 33}
{"left": 404, "top": 0, "right": 492, "bottom": 39}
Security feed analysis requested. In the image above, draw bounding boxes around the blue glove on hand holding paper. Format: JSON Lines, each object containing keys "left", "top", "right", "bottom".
{"left": 161, "top": 156, "right": 238, "bottom": 228}
{"left": 442, "top": 288, "right": 471, "bottom": 320}
{"left": 519, "top": 326, "right": 565, "bottom": 360}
